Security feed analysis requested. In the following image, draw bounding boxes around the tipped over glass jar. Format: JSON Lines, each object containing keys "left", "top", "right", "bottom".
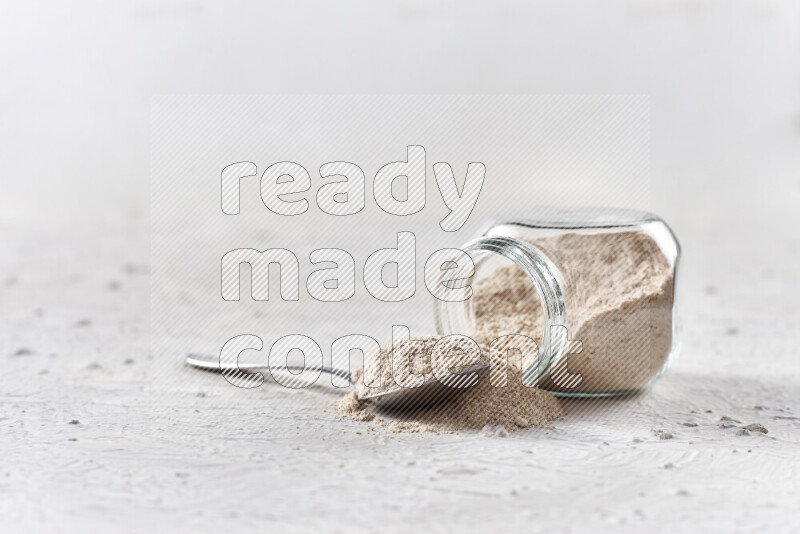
{"left": 434, "top": 207, "right": 680, "bottom": 398}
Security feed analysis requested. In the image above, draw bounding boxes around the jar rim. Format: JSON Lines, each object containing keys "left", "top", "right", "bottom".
{"left": 433, "top": 235, "right": 568, "bottom": 386}
{"left": 480, "top": 206, "right": 661, "bottom": 232}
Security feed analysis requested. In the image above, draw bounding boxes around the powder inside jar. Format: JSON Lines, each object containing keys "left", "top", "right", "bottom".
{"left": 472, "top": 230, "right": 674, "bottom": 393}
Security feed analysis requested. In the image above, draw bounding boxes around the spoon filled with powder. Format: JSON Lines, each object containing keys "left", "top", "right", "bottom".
{"left": 185, "top": 344, "right": 490, "bottom": 411}
{"left": 336, "top": 335, "right": 566, "bottom": 433}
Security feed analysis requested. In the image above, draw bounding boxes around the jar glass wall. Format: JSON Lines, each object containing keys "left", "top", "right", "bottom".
{"left": 434, "top": 207, "right": 680, "bottom": 397}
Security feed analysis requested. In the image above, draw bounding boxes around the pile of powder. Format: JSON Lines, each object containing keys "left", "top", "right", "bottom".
{"left": 335, "top": 336, "right": 565, "bottom": 433}
{"left": 472, "top": 230, "right": 674, "bottom": 393}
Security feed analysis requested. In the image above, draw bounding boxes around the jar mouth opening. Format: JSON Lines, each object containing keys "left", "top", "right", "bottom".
{"left": 433, "top": 236, "right": 568, "bottom": 386}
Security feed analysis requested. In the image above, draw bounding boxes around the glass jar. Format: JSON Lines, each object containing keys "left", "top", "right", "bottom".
{"left": 434, "top": 207, "right": 680, "bottom": 397}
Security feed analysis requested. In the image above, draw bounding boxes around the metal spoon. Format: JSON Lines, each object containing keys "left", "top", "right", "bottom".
{"left": 185, "top": 353, "right": 489, "bottom": 411}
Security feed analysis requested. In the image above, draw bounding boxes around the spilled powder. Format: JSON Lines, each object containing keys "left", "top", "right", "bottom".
{"left": 335, "top": 336, "right": 565, "bottom": 433}
{"left": 335, "top": 230, "right": 673, "bottom": 432}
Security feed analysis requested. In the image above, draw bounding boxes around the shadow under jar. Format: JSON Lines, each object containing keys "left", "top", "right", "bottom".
{"left": 434, "top": 207, "right": 680, "bottom": 398}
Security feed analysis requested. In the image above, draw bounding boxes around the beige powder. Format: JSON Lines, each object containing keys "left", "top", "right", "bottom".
{"left": 473, "top": 230, "right": 674, "bottom": 393}
{"left": 355, "top": 336, "right": 489, "bottom": 396}
{"left": 336, "top": 336, "right": 565, "bottom": 433}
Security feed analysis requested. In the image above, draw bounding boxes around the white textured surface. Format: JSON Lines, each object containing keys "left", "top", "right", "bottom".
{"left": 3, "top": 198, "right": 799, "bottom": 533}
{"left": 2, "top": 1, "right": 800, "bottom": 533}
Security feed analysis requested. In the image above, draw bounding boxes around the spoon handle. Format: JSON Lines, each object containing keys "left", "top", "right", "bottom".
{"left": 186, "top": 353, "right": 353, "bottom": 385}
